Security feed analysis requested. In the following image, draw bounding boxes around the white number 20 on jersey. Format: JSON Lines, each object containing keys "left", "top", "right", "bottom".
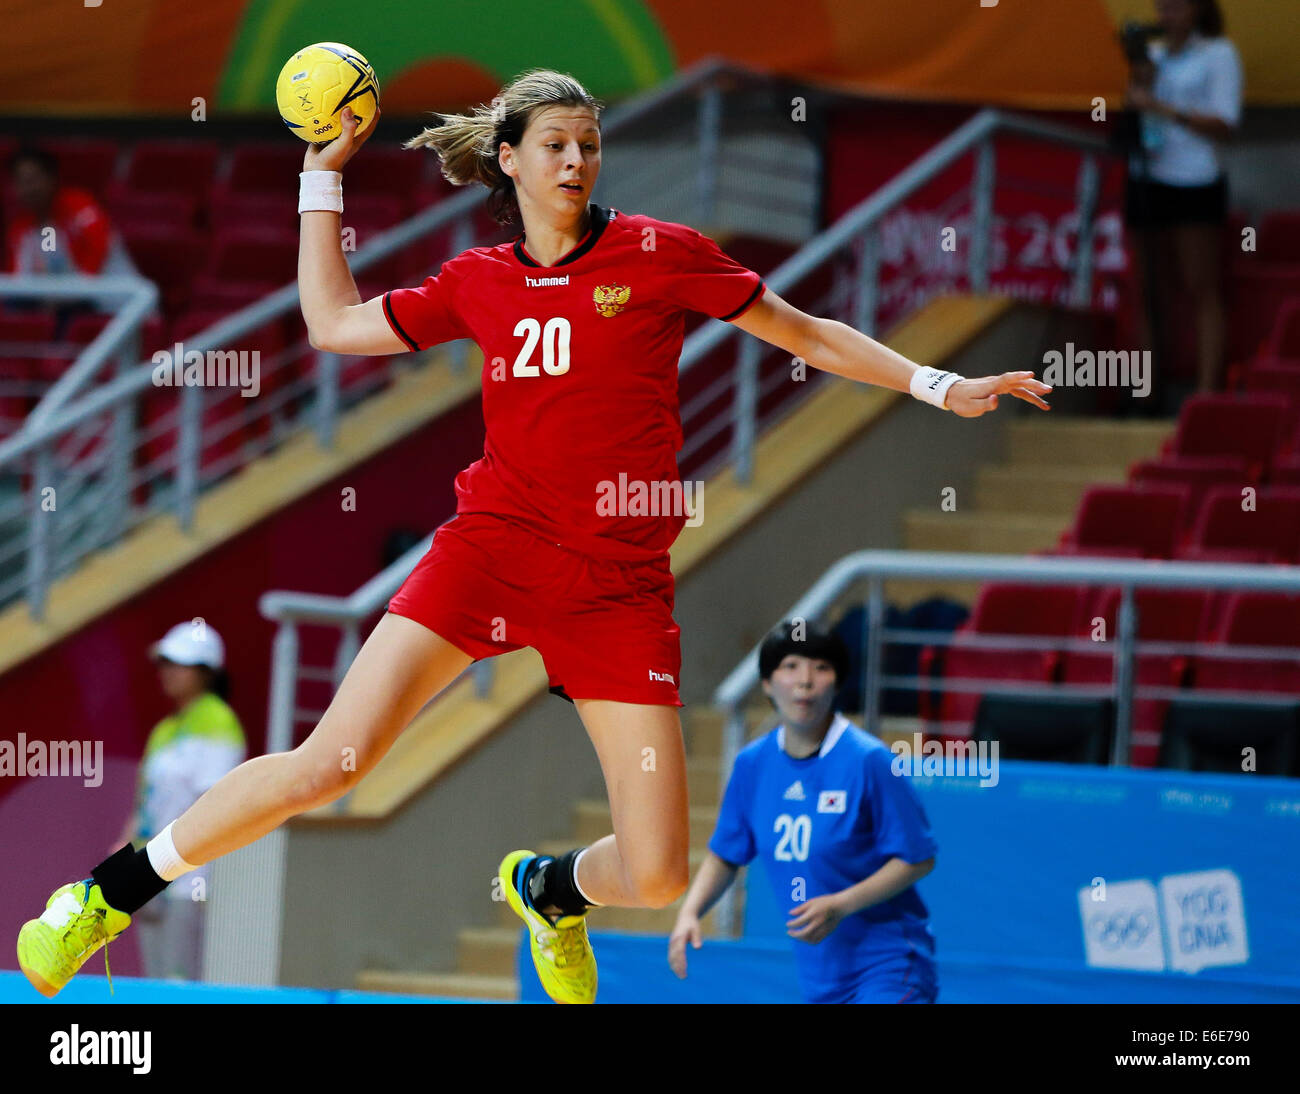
{"left": 512, "top": 317, "right": 571, "bottom": 377}
{"left": 773, "top": 813, "right": 811, "bottom": 862}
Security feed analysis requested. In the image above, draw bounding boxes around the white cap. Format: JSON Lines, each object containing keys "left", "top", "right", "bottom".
{"left": 150, "top": 621, "right": 225, "bottom": 669}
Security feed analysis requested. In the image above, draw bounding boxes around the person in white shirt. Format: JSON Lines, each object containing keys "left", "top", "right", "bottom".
{"left": 1124, "top": 0, "right": 1242, "bottom": 397}
{"left": 111, "top": 622, "right": 245, "bottom": 981}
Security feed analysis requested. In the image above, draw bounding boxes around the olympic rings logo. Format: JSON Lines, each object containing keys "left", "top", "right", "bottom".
{"left": 1088, "top": 911, "right": 1153, "bottom": 949}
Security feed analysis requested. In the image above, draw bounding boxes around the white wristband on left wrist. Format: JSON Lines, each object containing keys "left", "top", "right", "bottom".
{"left": 910, "top": 366, "right": 963, "bottom": 410}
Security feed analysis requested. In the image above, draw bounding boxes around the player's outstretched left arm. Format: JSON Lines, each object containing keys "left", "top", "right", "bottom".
{"left": 728, "top": 289, "right": 1051, "bottom": 418}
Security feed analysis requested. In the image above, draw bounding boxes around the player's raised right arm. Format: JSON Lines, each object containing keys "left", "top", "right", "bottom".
{"left": 297, "top": 107, "right": 408, "bottom": 356}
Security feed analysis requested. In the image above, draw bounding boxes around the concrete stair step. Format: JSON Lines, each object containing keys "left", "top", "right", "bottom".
{"left": 686, "top": 756, "right": 722, "bottom": 805}
{"left": 1004, "top": 418, "right": 1173, "bottom": 467}
{"left": 356, "top": 969, "right": 518, "bottom": 1001}
{"left": 573, "top": 799, "right": 719, "bottom": 848}
{"left": 974, "top": 464, "right": 1131, "bottom": 516}
{"left": 684, "top": 707, "right": 724, "bottom": 757}
{"left": 903, "top": 511, "right": 1067, "bottom": 554}
{"left": 456, "top": 926, "right": 522, "bottom": 978}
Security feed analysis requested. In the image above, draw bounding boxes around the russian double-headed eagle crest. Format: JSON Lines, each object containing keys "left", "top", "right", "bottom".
{"left": 593, "top": 284, "right": 631, "bottom": 317}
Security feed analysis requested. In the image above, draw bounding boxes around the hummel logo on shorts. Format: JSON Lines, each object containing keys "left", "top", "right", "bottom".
{"left": 648, "top": 669, "right": 676, "bottom": 684}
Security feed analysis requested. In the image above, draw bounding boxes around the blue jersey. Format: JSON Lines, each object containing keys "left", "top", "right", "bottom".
{"left": 709, "top": 714, "right": 939, "bottom": 1001}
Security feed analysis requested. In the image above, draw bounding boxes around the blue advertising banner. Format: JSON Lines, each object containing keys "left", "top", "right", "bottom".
{"left": 519, "top": 761, "right": 1300, "bottom": 1003}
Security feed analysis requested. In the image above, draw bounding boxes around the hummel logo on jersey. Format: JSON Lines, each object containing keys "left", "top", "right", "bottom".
{"left": 525, "top": 274, "right": 569, "bottom": 287}
{"left": 817, "top": 790, "right": 847, "bottom": 814}
{"left": 783, "top": 780, "right": 806, "bottom": 801}
{"left": 648, "top": 669, "right": 676, "bottom": 685}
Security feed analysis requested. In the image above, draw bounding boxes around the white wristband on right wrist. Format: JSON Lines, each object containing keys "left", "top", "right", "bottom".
{"left": 299, "top": 170, "right": 343, "bottom": 214}
{"left": 910, "top": 366, "right": 963, "bottom": 410}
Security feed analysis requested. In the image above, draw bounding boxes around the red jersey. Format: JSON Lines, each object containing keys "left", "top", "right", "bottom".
{"left": 383, "top": 203, "right": 766, "bottom": 560}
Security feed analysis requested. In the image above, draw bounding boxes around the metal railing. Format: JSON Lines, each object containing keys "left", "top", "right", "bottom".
{"left": 711, "top": 550, "right": 1300, "bottom": 933}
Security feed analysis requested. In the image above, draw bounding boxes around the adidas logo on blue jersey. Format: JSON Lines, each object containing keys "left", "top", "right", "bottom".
{"left": 783, "top": 780, "right": 806, "bottom": 801}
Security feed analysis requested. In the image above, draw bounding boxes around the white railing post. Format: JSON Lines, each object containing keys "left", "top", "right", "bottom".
{"left": 697, "top": 79, "right": 723, "bottom": 226}
{"left": 853, "top": 223, "right": 882, "bottom": 338}
{"left": 175, "top": 383, "right": 202, "bottom": 532}
{"left": 1070, "top": 153, "right": 1101, "bottom": 309}
{"left": 969, "top": 139, "right": 997, "bottom": 294}
{"left": 1112, "top": 584, "right": 1138, "bottom": 765}
{"left": 25, "top": 444, "right": 55, "bottom": 621}
{"left": 731, "top": 335, "right": 760, "bottom": 485}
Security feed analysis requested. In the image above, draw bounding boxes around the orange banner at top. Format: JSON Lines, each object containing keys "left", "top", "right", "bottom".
{"left": 0, "top": 0, "right": 1293, "bottom": 116}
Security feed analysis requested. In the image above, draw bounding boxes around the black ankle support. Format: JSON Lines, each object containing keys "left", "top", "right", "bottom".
{"left": 90, "top": 844, "right": 169, "bottom": 915}
{"left": 526, "top": 848, "right": 590, "bottom": 917}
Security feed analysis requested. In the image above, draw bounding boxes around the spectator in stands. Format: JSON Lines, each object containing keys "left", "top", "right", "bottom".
{"left": 4, "top": 145, "right": 135, "bottom": 278}
{"left": 669, "top": 621, "right": 939, "bottom": 1003}
{"left": 110, "top": 621, "right": 244, "bottom": 981}
{"left": 1124, "top": 0, "right": 1243, "bottom": 399}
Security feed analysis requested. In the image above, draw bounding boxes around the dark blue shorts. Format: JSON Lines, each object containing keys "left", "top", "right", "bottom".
{"left": 811, "top": 954, "right": 938, "bottom": 1004}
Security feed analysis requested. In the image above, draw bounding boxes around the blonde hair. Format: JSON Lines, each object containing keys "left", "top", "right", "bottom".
{"left": 405, "top": 69, "right": 604, "bottom": 226}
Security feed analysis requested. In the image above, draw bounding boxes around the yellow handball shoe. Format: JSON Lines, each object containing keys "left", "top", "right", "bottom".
{"left": 499, "top": 850, "right": 597, "bottom": 1005}
{"left": 17, "top": 880, "right": 131, "bottom": 998}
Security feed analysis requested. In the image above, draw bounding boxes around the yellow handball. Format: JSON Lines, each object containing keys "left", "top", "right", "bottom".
{"left": 275, "top": 42, "right": 380, "bottom": 144}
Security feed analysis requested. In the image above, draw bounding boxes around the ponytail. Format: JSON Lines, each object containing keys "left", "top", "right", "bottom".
{"left": 404, "top": 68, "right": 603, "bottom": 226}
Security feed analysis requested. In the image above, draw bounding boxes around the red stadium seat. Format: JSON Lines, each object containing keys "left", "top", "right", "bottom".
{"left": 1193, "top": 592, "right": 1300, "bottom": 698}
{"left": 0, "top": 313, "right": 58, "bottom": 348}
{"left": 342, "top": 145, "right": 425, "bottom": 209}
{"left": 921, "top": 582, "right": 1086, "bottom": 736}
{"left": 106, "top": 185, "right": 199, "bottom": 234}
{"left": 1062, "top": 484, "right": 1191, "bottom": 559}
{"left": 1262, "top": 296, "right": 1300, "bottom": 360}
{"left": 1227, "top": 264, "right": 1300, "bottom": 363}
{"left": 1257, "top": 212, "right": 1300, "bottom": 263}
{"left": 123, "top": 140, "right": 220, "bottom": 194}
{"left": 120, "top": 227, "right": 209, "bottom": 317}
{"left": 0, "top": 358, "right": 37, "bottom": 435}
{"left": 222, "top": 143, "right": 305, "bottom": 195}
{"left": 1178, "top": 485, "right": 1300, "bottom": 564}
{"left": 1273, "top": 454, "right": 1300, "bottom": 487}
{"left": 1164, "top": 393, "right": 1290, "bottom": 479}
{"left": 1238, "top": 362, "right": 1300, "bottom": 441}
{"left": 207, "top": 191, "right": 297, "bottom": 235}
{"left": 190, "top": 228, "right": 297, "bottom": 311}
{"left": 1061, "top": 588, "right": 1212, "bottom": 767}
{"left": 1129, "top": 455, "right": 1252, "bottom": 494}
{"left": 30, "top": 352, "right": 76, "bottom": 385}
{"left": 39, "top": 138, "right": 120, "bottom": 198}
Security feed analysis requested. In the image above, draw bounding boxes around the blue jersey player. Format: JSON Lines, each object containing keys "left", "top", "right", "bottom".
{"left": 669, "top": 620, "right": 939, "bottom": 1003}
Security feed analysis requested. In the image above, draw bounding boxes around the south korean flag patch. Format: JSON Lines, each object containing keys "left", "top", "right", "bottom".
{"left": 817, "top": 790, "right": 847, "bottom": 814}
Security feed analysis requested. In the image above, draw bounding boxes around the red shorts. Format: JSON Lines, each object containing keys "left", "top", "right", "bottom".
{"left": 387, "top": 513, "right": 683, "bottom": 706}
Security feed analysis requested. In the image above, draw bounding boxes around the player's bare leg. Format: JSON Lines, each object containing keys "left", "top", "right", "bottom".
{"left": 498, "top": 699, "right": 688, "bottom": 1003}
{"left": 171, "top": 612, "right": 473, "bottom": 863}
{"left": 570, "top": 698, "right": 690, "bottom": 909}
